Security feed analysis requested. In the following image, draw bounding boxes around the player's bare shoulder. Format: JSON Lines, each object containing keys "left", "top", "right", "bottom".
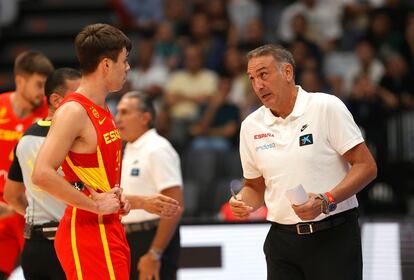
{"left": 51, "top": 101, "right": 87, "bottom": 132}
{"left": 53, "top": 100, "right": 97, "bottom": 152}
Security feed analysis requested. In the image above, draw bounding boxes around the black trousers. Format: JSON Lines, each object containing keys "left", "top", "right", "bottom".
{"left": 264, "top": 210, "right": 362, "bottom": 280}
{"left": 126, "top": 226, "right": 180, "bottom": 280}
{"left": 21, "top": 236, "right": 66, "bottom": 280}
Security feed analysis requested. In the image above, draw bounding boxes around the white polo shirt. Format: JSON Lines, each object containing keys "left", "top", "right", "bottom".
{"left": 240, "top": 86, "right": 364, "bottom": 224}
{"left": 121, "top": 129, "right": 183, "bottom": 224}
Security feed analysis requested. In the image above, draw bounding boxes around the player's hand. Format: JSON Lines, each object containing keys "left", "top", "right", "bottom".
{"left": 229, "top": 193, "right": 254, "bottom": 219}
{"left": 141, "top": 194, "right": 180, "bottom": 218}
{"left": 138, "top": 254, "right": 160, "bottom": 280}
{"left": 88, "top": 186, "right": 121, "bottom": 215}
{"left": 0, "top": 201, "right": 15, "bottom": 219}
{"left": 291, "top": 193, "right": 322, "bottom": 221}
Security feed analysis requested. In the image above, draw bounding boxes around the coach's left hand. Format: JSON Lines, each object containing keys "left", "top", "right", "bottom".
{"left": 291, "top": 193, "right": 322, "bottom": 221}
{"left": 138, "top": 253, "right": 160, "bottom": 280}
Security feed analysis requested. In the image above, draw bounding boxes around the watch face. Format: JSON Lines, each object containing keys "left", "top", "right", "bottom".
{"left": 328, "top": 203, "right": 337, "bottom": 212}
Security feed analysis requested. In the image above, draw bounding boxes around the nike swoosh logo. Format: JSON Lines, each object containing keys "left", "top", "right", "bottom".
{"left": 98, "top": 117, "right": 106, "bottom": 125}
{"left": 300, "top": 124, "right": 308, "bottom": 132}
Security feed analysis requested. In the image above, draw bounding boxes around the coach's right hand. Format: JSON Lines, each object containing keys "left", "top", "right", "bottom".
{"left": 229, "top": 194, "right": 254, "bottom": 219}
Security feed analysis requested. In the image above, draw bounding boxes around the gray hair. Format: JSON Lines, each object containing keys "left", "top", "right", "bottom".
{"left": 247, "top": 44, "right": 296, "bottom": 73}
{"left": 123, "top": 91, "right": 156, "bottom": 128}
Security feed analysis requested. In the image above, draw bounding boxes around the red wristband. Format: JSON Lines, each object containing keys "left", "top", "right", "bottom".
{"left": 324, "top": 192, "right": 336, "bottom": 204}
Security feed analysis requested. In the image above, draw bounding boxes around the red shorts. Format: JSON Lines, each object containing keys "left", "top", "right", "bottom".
{"left": 55, "top": 207, "right": 130, "bottom": 280}
{"left": 0, "top": 213, "right": 25, "bottom": 275}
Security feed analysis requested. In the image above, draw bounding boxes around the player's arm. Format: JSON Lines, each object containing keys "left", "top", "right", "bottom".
{"left": 4, "top": 179, "right": 26, "bottom": 216}
{"left": 230, "top": 176, "right": 265, "bottom": 218}
{"left": 32, "top": 102, "right": 120, "bottom": 214}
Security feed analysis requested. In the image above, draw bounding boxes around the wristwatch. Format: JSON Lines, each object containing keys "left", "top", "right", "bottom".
{"left": 149, "top": 248, "right": 162, "bottom": 261}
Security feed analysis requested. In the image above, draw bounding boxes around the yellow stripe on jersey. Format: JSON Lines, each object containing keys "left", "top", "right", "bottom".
{"left": 65, "top": 146, "right": 111, "bottom": 192}
{"left": 98, "top": 215, "right": 116, "bottom": 280}
{"left": 71, "top": 207, "right": 83, "bottom": 280}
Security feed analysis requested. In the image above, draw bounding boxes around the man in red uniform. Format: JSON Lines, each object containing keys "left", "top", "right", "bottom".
{"left": 32, "top": 23, "right": 179, "bottom": 280}
{"left": 0, "top": 51, "right": 54, "bottom": 279}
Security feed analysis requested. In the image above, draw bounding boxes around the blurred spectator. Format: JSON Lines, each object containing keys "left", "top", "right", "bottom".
{"left": 341, "top": 1, "right": 372, "bottom": 50}
{"left": 343, "top": 39, "right": 385, "bottom": 95}
{"left": 189, "top": 75, "right": 241, "bottom": 151}
{"left": 164, "top": 0, "right": 190, "bottom": 40}
{"left": 0, "top": 0, "right": 19, "bottom": 30}
{"left": 278, "top": 0, "right": 344, "bottom": 51}
{"left": 300, "top": 69, "right": 324, "bottom": 93}
{"left": 126, "top": 38, "right": 170, "bottom": 102}
{"left": 376, "top": 0, "right": 409, "bottom": 33}
{"left": 163, "top": 44, "right": 218, "bottom": 151}
{"left": 227, "top": 0, "right": 261, "bottom": 43}
{"left": 206, "top": 0, "right": 231, "bottom": 41}
{"left": 222, "top": 47, "right": 259, "bottom": 118}
{"left": 400, "top": 13, "right": 414, "bottom": 73}
{"left": 238, "top": 19, "right": 266, "bottom": 54}
{"left": 366, "top": 9, "right": 403, "bottom": 58}
{"left": 111, "top": 0, "right": 163, "bottom": 34}
{"left": 288, "top": 39, "right": 322, "bottom": 85}
{"left": 348, "top": 73, "right": 397, "bottom": 163}
{"left": 379, "top": 53, "right": 414, "bottom": 109}
{"left": 154, "top": 21, "right": 181, "bottom": 70}
{"left": 188, "top": 12, "right": 226, "bottom": 71}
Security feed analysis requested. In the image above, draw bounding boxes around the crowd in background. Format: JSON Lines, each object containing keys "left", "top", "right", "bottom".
{"left": 2, "top": 0, "right": 414, "bottom": 218}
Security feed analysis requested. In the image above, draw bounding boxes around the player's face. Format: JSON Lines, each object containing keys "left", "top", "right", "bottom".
{"left": 116, "top": 97, "right": 148, "bottom": 142}
{"left": 21, "top": 73, "right": 48, "bottom": 108}
{"left": 107, "top": 48, "right": 130, "bottom": 93}
{"left": 247, "top": 55, "right": 291, "bottom": 110}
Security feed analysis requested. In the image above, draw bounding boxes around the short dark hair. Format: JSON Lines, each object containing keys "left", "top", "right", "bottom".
{"left": 14, "top": 51, "right": 54, "bottom": 77}
{"left": 123, "top": 91, "right": 156, "bottom": 128}
{"left": 247, "top": 44, "right": 296, "bottom": 73}
{"left": 75, "top": 23, "right": 131, "bottom": 74}
{"left": 45, "top": 68, "right": 81, "bottom": 105}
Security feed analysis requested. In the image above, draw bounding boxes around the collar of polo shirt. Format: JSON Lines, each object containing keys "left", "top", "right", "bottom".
{"left": 264, "top": 86, "right": 309, "bottom": 126}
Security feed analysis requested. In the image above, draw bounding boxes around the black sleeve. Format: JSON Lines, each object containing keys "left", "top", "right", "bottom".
{"left": 8, "top": 147, "right": 23, "bottom": 182}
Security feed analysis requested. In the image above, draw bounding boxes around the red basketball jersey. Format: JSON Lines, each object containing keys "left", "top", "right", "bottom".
{"left": 60, "top": 92, "right": 122, "bottom": 192}
{"left": 0, "top": 92, "right": 48, "bottom": 200}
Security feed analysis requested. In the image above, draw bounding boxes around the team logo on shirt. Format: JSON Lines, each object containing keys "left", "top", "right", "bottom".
{"left": 254, "top": 132, "right": 274, "bottom": 140}
{"left": 299, "top": 134, "right": 313, "bottom": 146}
{"left": 300, "top": 124, "right": 308, "bottom": 132}
{"left": 255, "top": 142, "right": 276, "bottom": 152}
{"left": 90, "top": 106, "right": 100, "bottom": 118}
{"left": 130, "top": 168, "right": 140, "bottom": 176}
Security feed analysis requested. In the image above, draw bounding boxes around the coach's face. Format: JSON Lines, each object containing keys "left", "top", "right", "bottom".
{"left": 247, "top": 55, "right": 293, "bottom": 112}
{"left": 116, "top": 97, "right": 149, "bottom": 142}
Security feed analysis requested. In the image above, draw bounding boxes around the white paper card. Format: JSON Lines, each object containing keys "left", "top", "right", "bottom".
{"left": 285, "top": 184, "right": 308, "bottom": 205}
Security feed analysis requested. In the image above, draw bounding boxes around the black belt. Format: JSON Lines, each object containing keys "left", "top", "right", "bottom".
{"left": 271, "top": 208, "right": 358, "bottom": 235}
{"left": 24, "top": 221, "right": 59, "bottom": 240}
{"left": 124, "top": 219, "right": 160, "bottom": 234}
